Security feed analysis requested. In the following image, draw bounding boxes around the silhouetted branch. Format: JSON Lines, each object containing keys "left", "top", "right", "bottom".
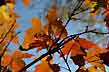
{"left": 59, "top": 50, "right": 71, "bottom": 72}
{"left": 19, "top": 30, "right": 97, "bottom": 72}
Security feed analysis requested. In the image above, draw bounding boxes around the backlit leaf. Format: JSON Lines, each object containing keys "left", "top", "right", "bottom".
{"left": 22, "top": 0, "right": 30, "bottom": 6}
{"left": 10, "top": 50, "right": 33, "bottom": 72}
{"left": 78, "top": 38, "right": 101, "bottom": 49}
{"left": 60, "top": 40, "right": 84, "bottom": 57}
{"left": 46, "top": 5, "right": 68, "bottom": 39}
{"left": 88, "top": 65, "right": 105, "bottom": 72}
{"left": 1, "top": 54, "right": 11, "bottom": 67}
{"left": 46, "top": 5, "right": 58, "bottom": 22}
{"left": 22, "top": 18, "right": 42, "bottom": 49}
{"left": 34, "top": 62, "right": 52, "bottom": 72}
{"left": 31, "top": 18, "right": 42, "bottom": 33}
{"left": 30, "top": 40, "right": 48, "bottom": 51}
{"left": 34, "top": 62, "right": 60, "bottom": 72}
{"left": 51, "top": 19, "right": 68, "bottom": 39}
{"left": 60, "top": 40, "right": 74, "bottom": 57}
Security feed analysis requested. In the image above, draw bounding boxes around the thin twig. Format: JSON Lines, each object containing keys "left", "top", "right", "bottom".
{"left": 1, "top": 31, "right": 21, "bottom": 57}
{"left": 56, "top": 0, "right": 84, "bottom": 42}
{"left": 60, "top": 66, "right": 69, "bottom": 71}
{"left": 58, "top": 50, "right": 71, "bottom": 72}
{"left": 47, "top": 0, "right": 84, "bottom": 55}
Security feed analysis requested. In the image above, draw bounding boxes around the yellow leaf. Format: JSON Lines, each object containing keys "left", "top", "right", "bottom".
{"left": 88, "top": 65, "right": 105, "bottom": 72}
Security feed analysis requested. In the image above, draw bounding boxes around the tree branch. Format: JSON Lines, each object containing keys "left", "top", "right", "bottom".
{"left": 19, "top": 30, "right": 97, "bottom": 72}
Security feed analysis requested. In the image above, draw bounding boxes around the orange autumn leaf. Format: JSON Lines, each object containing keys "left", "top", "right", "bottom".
{"left": 22, "top": 18, "right": 42, "bottom": 48}
{"left": 46, "top": 5, "right": 58, "bottom": 22}
{"left": 78, "top": 38, "right": 99, "bottom": 49}
{"left": 31, "top": 18, "right": 42, "bottom": 32}
{"left": 60, "top": 40, "right": 84, "bottom": 57}
{"left": 60, "top": 40, "right": 83, "bottom": 57}
{"left": 11, "top": 50, "right": 33, "bottom": 72}
{"left": 45, "top": 19, "right": 68, "bottom": 39}
{"left": 22, "top": 0, "right": 30, "bottom": 6}
{"left": 46, "top": 5, "right": 67, "bottom": 39}
{"left": 60, "top": 40, "right": 75, "bottom": 57}
{"left": 1, "top": 54, "right": 12, "bottom": 67}
{"left": 34, "top": 55, "right": 59, "bottom": 72}
{"left": 70, "top": 42, "right": 84, "bottom": 56}
{"left": 35, "top": 63, "right": 60, "bottom": 72}
{"left": 43, "top": 24, "right": 49, "bottom": 34}
{"left": 29, "top": 32, "right": 55, "bottom": 51}
{"left": 11, "top": 59, "right": 25, "bottom": 72}
{"left": 12, "top": 36, "right": 19, "bottom": 44}
{"left": 78, "top": 38, "right": 103, "bottom": 55}
{"left": 12, "top": 50, "right": 33, "bottom": 58}
{"left": 34, "top": 62, "right": 52, "bottom": 72}
{"left": 14, "top": 22, "right": 21, "bottom": 29}
{"left": 23, "top": 28, "right": 34, "bottom": 48}
{"left": 51, "top": 19, "right": 68, "bottom": 39}
{"left": 30, "top": 40, "right": 48, "bottom": 50}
